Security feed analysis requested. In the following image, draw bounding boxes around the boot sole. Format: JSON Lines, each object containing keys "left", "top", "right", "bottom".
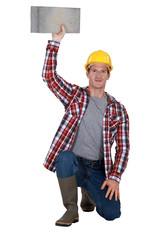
{"left": 55, "top": 217, "right": 79, "bottom": 227}
{"left": 81, "top": 207, "right": 95, "bottom": 212}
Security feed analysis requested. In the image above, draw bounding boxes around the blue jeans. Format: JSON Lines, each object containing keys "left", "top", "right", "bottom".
{"left": 55, "top": 150, "right": 121, "bottom": 221}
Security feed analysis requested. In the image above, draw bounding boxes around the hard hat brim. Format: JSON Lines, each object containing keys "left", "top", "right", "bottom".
{"left": 85, "top": 63, "right": 113, "bottom": 72}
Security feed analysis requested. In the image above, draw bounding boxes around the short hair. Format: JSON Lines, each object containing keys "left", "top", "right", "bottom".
{"left": 87, "top": 65, "right": 110, "bottom": 75}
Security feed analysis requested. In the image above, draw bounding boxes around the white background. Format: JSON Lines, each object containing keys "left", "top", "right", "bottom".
{"left": 1, "top": 0, "right": 160, "bottom": 239}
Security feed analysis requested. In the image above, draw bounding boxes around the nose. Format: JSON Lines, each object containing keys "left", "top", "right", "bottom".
{"left": 96, "top": 71, "right": 102, "bottom": 78}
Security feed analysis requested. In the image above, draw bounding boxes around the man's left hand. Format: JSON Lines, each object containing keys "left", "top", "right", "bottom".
{"left": 101, "top": 179, "right": 120, "bottom": 201}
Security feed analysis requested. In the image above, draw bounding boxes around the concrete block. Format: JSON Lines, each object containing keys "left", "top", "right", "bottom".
{"left": 31, "top": 6, "right": 80, "bottom": 33}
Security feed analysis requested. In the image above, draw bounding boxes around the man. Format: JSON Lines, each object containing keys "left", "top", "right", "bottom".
{"left": 42, "top": 25, "right": 130, "bottom": 227}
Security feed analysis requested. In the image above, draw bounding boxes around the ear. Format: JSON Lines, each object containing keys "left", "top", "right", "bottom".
{"left": 86, "top": 71, "right": 89, "bottom": 78}
{"left": 107, "top": 72, "right": 110, "bottom": 80}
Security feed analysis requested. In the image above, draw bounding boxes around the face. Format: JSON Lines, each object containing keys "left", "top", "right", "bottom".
{"left": 86, "top": 63, "right": 110, "bottom": 91}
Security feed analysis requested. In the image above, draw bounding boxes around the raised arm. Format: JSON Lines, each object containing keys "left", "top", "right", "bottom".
{"left": 42, "top": 25, "right": 78, "bottom": 109}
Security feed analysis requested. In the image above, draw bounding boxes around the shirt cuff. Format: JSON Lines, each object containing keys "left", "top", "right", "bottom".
{"left": 108, "top": 171, "right": 121, "bottom": 183}
{"left": 108, "top": 175, "right": 120, "bottom": 183}
{"left": 48, "top": 40, "right": 60, "bottom": 47}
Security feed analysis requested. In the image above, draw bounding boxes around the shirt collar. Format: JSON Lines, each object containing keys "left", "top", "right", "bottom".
{"left": 84, "top": 86, "right": 115, "bottom": 106}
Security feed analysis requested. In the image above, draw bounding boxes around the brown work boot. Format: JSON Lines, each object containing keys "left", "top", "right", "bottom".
{"left": 80, "top": 188, "right": 96, "bottom": 212}
{"left": 55, "top": 175, "right": 79, "bottom": 227}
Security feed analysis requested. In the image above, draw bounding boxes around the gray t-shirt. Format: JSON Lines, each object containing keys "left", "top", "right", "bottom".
{"left": 71, "top": 95, "right": 107, "bottom": 160}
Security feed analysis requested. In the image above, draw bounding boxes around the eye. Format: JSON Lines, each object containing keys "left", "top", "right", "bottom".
{"left": 102, "top": 70, "right": 107, "bottom": 73}
{"left": 92, "top": 69, "right": 97, "bottom": 73}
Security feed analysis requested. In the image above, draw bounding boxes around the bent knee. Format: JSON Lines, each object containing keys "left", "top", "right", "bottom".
{"left": 56, "top": 151, "right": 76, "bottom": 164}
{"left": 103, "top": 211, "right": 121, "bottom": 221}
{"left": 55, "top": 151, "right": 78, "bottom": 178}
{"left": 97, "top": 201, "right": 121, "bottom": 221}
{"left": 103, "top": 205, "right": 121, "bottom": 221}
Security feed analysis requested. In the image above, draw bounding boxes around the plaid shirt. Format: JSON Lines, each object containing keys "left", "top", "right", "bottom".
{"left": 42, "top": 41, "right": 130, "bottom": 183}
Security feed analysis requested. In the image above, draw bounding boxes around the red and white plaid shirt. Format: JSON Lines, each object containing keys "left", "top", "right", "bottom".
{"left": 42, "top": 41, "right": 130, "bottom": 183}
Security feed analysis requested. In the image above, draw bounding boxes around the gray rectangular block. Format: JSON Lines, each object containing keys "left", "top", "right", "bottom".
{"left": 31, "top": 6, "right": 81, "bottom": 33}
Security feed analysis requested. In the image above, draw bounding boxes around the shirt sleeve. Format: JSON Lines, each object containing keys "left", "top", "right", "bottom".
{"left": 109, "top": 106, "right": 130, "bottom": 183}
{"left": 42, "top": 40, "right": 78, "bottom": 109}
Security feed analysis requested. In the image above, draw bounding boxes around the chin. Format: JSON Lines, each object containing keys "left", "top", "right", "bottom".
{"left": 94, "top": 82, "right": 105, "bottom": 87}
{"left": 94, "top": 85, "right": 104, "bottom": 90}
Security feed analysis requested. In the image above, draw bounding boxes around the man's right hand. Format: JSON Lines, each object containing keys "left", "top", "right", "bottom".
{"left": 52, "top": 24, "right": 66, "bottom": 43}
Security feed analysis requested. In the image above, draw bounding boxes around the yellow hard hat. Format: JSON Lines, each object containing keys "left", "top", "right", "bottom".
{"left": 85, "top": 50, "right": 113, "bottom": 72}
